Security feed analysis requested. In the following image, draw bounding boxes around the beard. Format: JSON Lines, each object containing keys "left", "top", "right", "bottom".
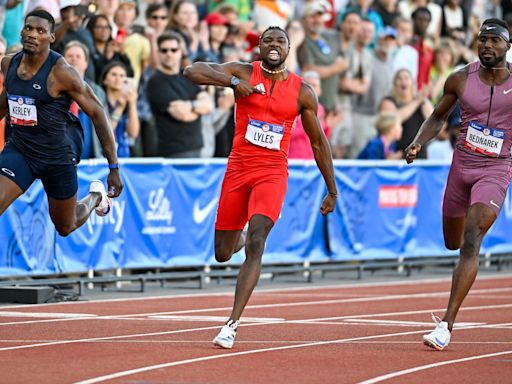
{"left": 479, "top": 52, "right": 506, "bottom": 68}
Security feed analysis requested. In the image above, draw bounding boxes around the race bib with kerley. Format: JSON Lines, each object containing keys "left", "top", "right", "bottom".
{"left": 245, "top": 118, "right": 284, "bottom": 151}
{"left": 7, "top": 94, "right": 38, "bottom": 126}
{"left": 464, "top": 121, "right": 504, "bottom": 157}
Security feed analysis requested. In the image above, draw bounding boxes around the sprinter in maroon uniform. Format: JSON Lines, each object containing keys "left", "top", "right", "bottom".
{"left": 406, "top": 18, "right": 512, "bottom": 350}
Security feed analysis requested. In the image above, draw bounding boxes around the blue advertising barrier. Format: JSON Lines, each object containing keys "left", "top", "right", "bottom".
{"left": 1, "top": 159, "right": 511, "bottom": 276}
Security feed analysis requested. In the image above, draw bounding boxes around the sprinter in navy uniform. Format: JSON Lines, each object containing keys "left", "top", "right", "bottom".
{"left": 0, "top": 10, "right": 123, "bottom": 236}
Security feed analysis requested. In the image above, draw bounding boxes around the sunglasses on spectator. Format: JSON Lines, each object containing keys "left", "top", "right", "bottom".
{"left": 151, "top": 15, "right": 167, "bottom": 20}
{"left": 160, "top": 47, "right": 180, "bottom": 53}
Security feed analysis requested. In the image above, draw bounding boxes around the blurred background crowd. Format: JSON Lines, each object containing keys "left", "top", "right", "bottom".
{"left": 0, "top": 0, "right": 510, "bottom": 161}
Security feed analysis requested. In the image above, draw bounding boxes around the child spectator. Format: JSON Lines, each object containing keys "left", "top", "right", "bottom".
{"left": 357, "top": 111, "right": 403, "bottom": 159}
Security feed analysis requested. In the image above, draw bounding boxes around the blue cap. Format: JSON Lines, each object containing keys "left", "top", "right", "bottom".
{"left": 379, "top": 26, "right": 397, "bottom": 39}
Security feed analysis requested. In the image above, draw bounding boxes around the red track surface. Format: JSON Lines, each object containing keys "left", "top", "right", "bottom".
{"left": 1, "top": 275, "right": 512, "bottom": 383}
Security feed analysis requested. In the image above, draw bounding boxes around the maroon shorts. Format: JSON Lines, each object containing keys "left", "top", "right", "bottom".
{"left": 443, "top": 149, "right": 512, "bottom": 217}
{"left": 215, "top": 165, "right": 288, "bottom": 231}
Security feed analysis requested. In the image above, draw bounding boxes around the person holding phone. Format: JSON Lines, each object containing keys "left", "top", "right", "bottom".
{"left": 100, "top": 62, "right": 139, "bottom": 158}
{"left": 87, "top": 14, "right": 134, "bottom": 84}
{"left": 53, "top": 0, "right": 95, "bottom": 62}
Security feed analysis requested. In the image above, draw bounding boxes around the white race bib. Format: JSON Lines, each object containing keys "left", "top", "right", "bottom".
{"left": 245, "top": 118, "right": 284, "bottom": 151}
{"left": 464, "top": 121, "right": 504, "bottom": 157}
{"left": 7, "top": 94, "right": 38, "bottom": 126}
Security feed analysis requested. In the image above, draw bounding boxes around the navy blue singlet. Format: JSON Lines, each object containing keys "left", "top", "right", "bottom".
{"left": 4, "top": 50, "right": 83, "bottom": 165}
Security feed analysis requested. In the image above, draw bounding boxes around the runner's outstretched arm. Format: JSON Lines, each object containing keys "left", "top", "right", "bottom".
{"left": 184, "top": 62, "right": 264, "bottom": 97}
{"left": 53, "top": 61, "right": 123, "bottom": 197}
{"left": 299, "top": 82, "right": 337, "bottom": 216}
{"left": 405, "top": 70, "right": 464, "bottom": 163}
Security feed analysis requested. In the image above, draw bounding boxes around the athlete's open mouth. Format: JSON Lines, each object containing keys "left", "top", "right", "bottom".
{"left": 268, "top": 49, "right": 280, "bottom": 60}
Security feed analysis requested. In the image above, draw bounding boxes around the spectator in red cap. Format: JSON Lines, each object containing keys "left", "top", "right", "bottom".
{"left": 204, "top": 12, "right": 230, "bottom": 62}
{"left": 216, "top": 3, "right": 258, "bottom": 61}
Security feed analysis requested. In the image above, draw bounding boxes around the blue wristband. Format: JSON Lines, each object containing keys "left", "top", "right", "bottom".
{"left": 108, "top": 163, "right": 120, "bottom": 169}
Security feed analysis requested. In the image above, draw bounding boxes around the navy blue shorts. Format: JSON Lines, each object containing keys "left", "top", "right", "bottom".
{"left": 0, "top": 143, "right": 78, "bottom": 200}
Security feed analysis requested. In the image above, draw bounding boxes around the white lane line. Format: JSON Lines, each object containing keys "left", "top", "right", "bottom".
{"left": 0, "top": 307, "right": 500, "bottom": 352}
{"left": 341, "top": 319, "right": 483, "bottom": 327}
{"left": 293, "top": 303, "right": 512, "bottom": 323}
{"left": 0, "top": 312, "right": 97, "bottom": 319}
{"left": 0, "top": 318, "right": 510, "bottom": 352}
{"left": 1, "top": 273, "right": 510, "bottom": 310}
{"left": 0, "top": 286, "right": 505, "bottom": 327}
{"left": 147, "top": 316, "right": 284, "bottom": 322}
{"left": 0, "top": 325, "right": 223, "bottom": 352}
{"left": 0, "top": 304, "right": 512, "bottom": 351}
{"left": 357, "top": 350, "right": 512, "bottom": 384}
{"left": 73, "top": 322, "right": 512, "bottom": 384}
{"left": 4, "top": 339, "right": 512, "bottom": 346}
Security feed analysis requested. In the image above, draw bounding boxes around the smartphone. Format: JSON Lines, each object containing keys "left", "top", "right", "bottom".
{"left": 121, "top": 77, "right": 134, "bottom": 94}
{"left": 75, "top": 5, "right": 89, "bottom": 17}
{"left": 114, "top": 28, "right": 126, "bottom": 44}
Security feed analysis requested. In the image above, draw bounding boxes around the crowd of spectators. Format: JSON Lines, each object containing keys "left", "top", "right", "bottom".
{"left": 0, "top": 0, "right": 509, "bottom": 160}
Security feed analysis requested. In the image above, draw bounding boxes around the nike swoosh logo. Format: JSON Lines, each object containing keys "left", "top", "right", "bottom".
{"left": 434, "top": 337, "right": 446, "bottom": 347}
{"left": 490, "top": 200, "right": 500, "bottom": 209}
{"left": 486, "top": 26, "right": 497, "bottom": 30}
{"left": 193, "top": 198, "right": 219, "bottom": 224}
{"left": 504, "top": 88, "right": 512, "bottom": 95}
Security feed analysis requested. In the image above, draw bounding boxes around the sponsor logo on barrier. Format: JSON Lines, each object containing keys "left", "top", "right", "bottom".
{"left": 86, "top": 200, "right": 125, "bottom": 234}
{"left": 193, "top": 197, "right": 219, "bottom": 224}
{"left": 142, "top": 188, "right": 175, "bottom": 235}
{"left": 378, "top": 186, "right": 418, "bottom": 208}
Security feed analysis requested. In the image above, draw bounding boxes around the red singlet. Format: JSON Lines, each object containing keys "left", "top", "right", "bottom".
{"left": 215, "top": 61, "right": 302, "bottom": 230}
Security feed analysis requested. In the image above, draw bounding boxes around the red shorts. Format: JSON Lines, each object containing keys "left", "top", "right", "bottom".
{"left": 215, "top": 165, "right": 288, "bottom": 230}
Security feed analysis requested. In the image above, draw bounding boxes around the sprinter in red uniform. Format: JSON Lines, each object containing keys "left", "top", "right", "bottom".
{"left": 185, "top": 26, "right": 337, "bottom": 349}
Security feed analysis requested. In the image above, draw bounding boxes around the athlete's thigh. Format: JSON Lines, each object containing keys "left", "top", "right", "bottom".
{"left": 47, "top": 193, "right": 78, "bottom": 229}
{"left": 215, "top": 169, "right": 250, "bottom": 231}
{"left": 42, "top": 163, "right": 79, "bottom": 228}
{"left": 0, "top": 175, "right": 24, "bottom": 215}
{"left": 0, "top": 144, "right": 35, "bottom": 214}
{"left": 443, "top": 215, "right": 465, "bottom": 250}
{"left": 470, "top": 160, "right": 511, "bottom": 216}
{"left": 248, "top": 172, "right": 287, "bottom": 224}
{"left": 40, "top": 162, "right": 79, "bottom": 201}
{"left": 443, "top": 158, "right": 471, "bottom": 218}
{"left": 215, "top": 229, "right": 243, "bottom": 253}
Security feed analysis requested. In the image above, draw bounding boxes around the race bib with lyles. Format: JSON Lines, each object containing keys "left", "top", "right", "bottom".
{"left": 7, "top": 94, "right": 38, "bottom": 126}
{"left": 245, "top": 118, "right": 284, "bottom": 151}
{"left": 464, "top": 121, "right": 504, "bottom": 157}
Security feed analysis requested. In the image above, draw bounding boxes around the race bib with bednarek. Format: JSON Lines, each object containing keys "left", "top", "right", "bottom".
{"left": 464, "top": 121, "right": 504, "bottom": 157}
{"left": 245, "top": 118, "right": 284, "bottom": 150}
{"left": 7, "top": 94, "right": 38, "bottom": 126}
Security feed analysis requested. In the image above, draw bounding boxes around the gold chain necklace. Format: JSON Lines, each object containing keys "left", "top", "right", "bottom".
{"left": 260, "top": 63, "right": 287, "bottom": 74}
